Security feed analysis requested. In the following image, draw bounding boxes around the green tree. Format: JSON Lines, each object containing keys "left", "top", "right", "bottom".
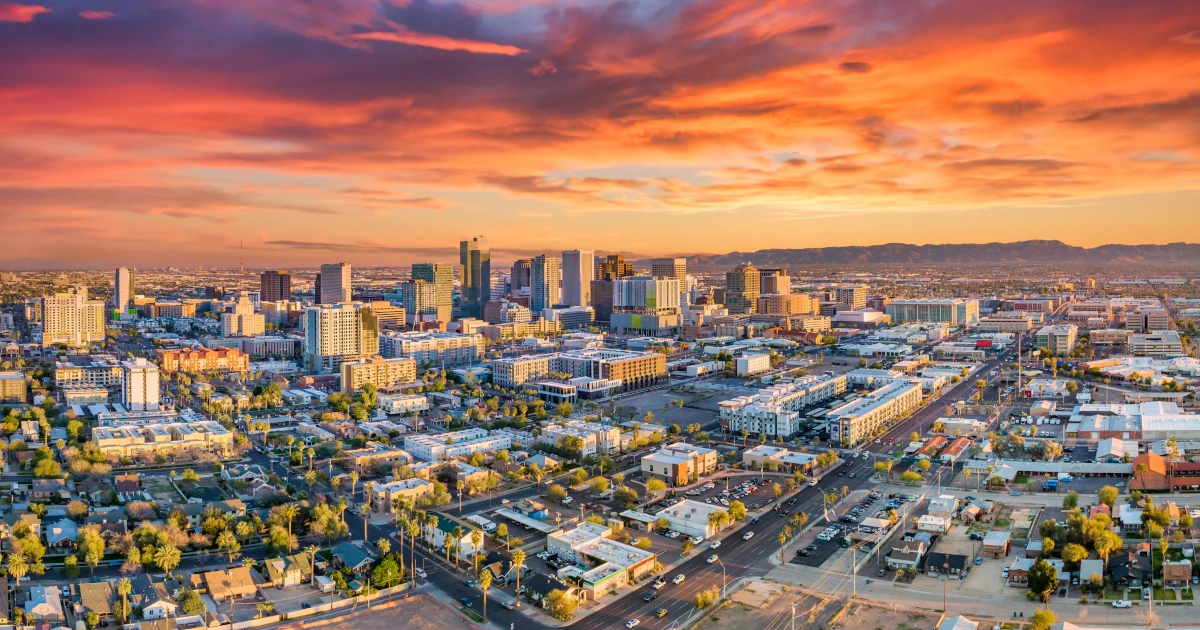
{"left": 728, "top": 500, "right": 747, "bottom": 521}
{"left": 512, "top": 549, "right": 526, "bottom": 608}
{"left": 117, "top": 577, "right": 132, "bottom": 623}
{"left": 1027, "top": 558, "right": 1058, "bottom": 603}
{"left": 178, "top": 588, "right": 206, "bottom": 616}
{"left": 545, "top": 588, "right": 578, "bottom": 621}
{"left": 1061, "top": 543, "right": 1088, "bottom": 566}
{"left": 1062, "top": 491, "right": 1079, "bottom": 509}
{"left": 1097, "top": 485, "right": 1119, "bottom": 509}
{"left": 1030, "top": 609, "right": 1056, "bottom": 630}
{"left": 61, "top": 555, "right": 79, "bottom": 579}
{"left": 154, "top": 545, "right": 182, "bottom": 580}
{"left": 7, "top": 553, "right": 27, "bottom": 587}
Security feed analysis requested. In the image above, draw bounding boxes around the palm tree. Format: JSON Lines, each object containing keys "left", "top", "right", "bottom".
{"left": 335, "top": 497, "right": 349, "bottom": 524}
{"left": 281, "top": 503, "right": 300, "bottom": 540}
{"left": 155, "top": 545, "right": 181, "bottom": 580}
{"left": 452, "top": 526, "right": 466, "bottom": 566}
{"left": 778, "top": 529, "right": 790, "bottom": 561}
{"left": 511, "top": 549, "right": 526, "bottom": 608}
{"left": 1136, "top": 463, "right": 1149, "bottom": 492}
{"left": 307, "top": 447, "right": 315, "bottom": 471}
{"left": 407, "top": 520, "right": 420, "bottom": 587}
{"left": 479, "top": 568, "right": 492, "bottom": 622}
{"left": 7, "top": 553, "right": 27, "bottom": 587}
{"left": 363, "top": 481, "right": 375, "bottom": 513}
{"left": 349, "top": 471, "right": 360, "bottom": 501}
{"left": 304, "top": 470, "right": 317, "bottom": 495}
{"left": 456, "top": 480, "right": 465, "bottom": 514}
{"left": 117, "top": 578, "right": 132, "bottom": 622}
{"left": 305, "top": 545, "right": 320, "bottom": 585}
{"left": 471, "top": 530, "right": 484, "bottom": 573}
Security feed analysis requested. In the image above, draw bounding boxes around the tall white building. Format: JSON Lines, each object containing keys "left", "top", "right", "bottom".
{"left": 410, "top": 263, "right": 453, "bottom": 323}
{"left": 650, "top": 258, "right": 687, "bottom": 301}
{"left": 121, "top": 358, "right": 160, "bottom": 412}
{"left": 113, "top": 267, "right": 135, "bottom": 316}
{"left": 531, "top": 254, "right": 561, "bottom": 313}
{"left": 221, "top": 293, "right": 266, "bottom": 337}
{"left": 612, "top": 277, "right": 681, "bottom": 312}
{"left": 561, "top": 250, "right": 594, "bottom": 307}
{"left": 41, "top": 287, "right": 106, "bottom": 348}
{"left": 379, "top": 331, "right": 484, "bottom": 367}
{"left": 319, "top": 262, "right": 352, "bottom": 304}
{"left": 302, "top": 303, "right": 380, "bottom": 373}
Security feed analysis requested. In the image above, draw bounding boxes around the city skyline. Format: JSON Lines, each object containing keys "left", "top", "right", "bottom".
{"left": 2, "top": 0, "right": 1198, "bottom": 268}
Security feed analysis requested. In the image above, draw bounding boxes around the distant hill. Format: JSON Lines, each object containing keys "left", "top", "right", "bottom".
{"left": 675, "top": 241, "right": 1200, "bottom": 268}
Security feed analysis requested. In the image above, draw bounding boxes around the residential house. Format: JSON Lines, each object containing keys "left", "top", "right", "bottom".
{"left": 46, "top": 518, "right": 78, "bottom": 549}
{"left": 886, "top": 540, "right": 927, "bottom": 571}
{"left": 221, "top": 464, "right": 268, "bottom": 483}
{"left": 25, "top": 585, "right": 66, "bottom": 624}
{"left": 924, "top": 552, "right": 968, "bottom": 578}
{"left": 245, "top": 479, "right": 284, "bottom": 501}
{"left": 1107, "top": 552, "right": 1152, "bottom": 588}
{"left": 1078, "top": 559, "right": 1105, "bottom": 588}
{"left": 524, "top": 573, "right": 583, "bottom": 608}
{"left": 1, "top": 511, "right": 41, "bottom": 543}
{"left": 512, "top": 499, "right": 549, "bottom": 521}
{"left": 1118, "top": 503, "right": 1144, "bottom": 532}
{"left": 917, "top": 515, "right": 951, "bottom": 533}
{"left": 29, "top": 478, "right": 68, "bottom": 501}
{"left": 1025, "top": 539, "right": 1044, "bottom": 559}
{"left": 982, "top": 531, "right": 1011, "bottom": 558}
{"left": 331, "top": 541, "right": 379, "bottom": 577}
{"left": 1164, "top": 560, "right": 1192, "bottom": 587}
{"left": 193, "top": 567, "right": 258, "bottom": 601}
{"left": 422, "top": 513, "right": 480, "bottom": 561}
{"left": 78, "top": 477, "right": 114, "bottom": 504}
{"left": 480, "top": 550, "right": 523, "bottom": 585}
{"left": 130, "top": 575, "right": 177, "bottom": 620}
{"left": 114, "top": 473, "right": 142, "bottom": 499}
{"left": 264, "top": 553, "right": 312, "bottom": 588}
{"left": 927, "top": 495, "right": 958, "bottom": 521}
{"left": 73, "top": 582, "right": 116, "bottom": 625}
{"left": 525, "top": 453, "right": 561, "bottom": 470}
{"left": 1008, "top": 558, "right": 1065, "bottom": 586}
{"left": 86, "top": 508, "right": 129, "bottom": 541}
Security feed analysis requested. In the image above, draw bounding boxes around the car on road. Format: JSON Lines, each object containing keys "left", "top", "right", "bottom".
{"left": 743, "top": 531, "right": 755, "bottom": 540}
{"left": 750, "top": 517, "right": 759, "bottom": 524}
{"left": 673, "top": 574, "right": 686, "bottom": 585}
{"left": 1113, "top": 600, "right": 1132, "bottom": 608}
{"left": 415, "top": 568, "right": 427, "bottom": 579}
{"left": 710, "top": 541, "right": 721, "bottom": 549}
{"left": 301, "top": 602, "right": 311, "bottom": 609}
{"left": 501, "top": 498, "right": 510, "bottom": 504}
{"left": 707, "top": 555, "right": 719, "bottom": 564}
{"left": 463, "top": 579, "right": 476, "bottom": 588}
{"left": 691, "top": 535, "right": 705, "bottom": 545}
{"left": 655, "top": 608, "right": 669, "bottom": 619}
{"left": 653, "top": 577, "right": 667, "bottom": 590}
{"left": 1009, "top": 491, "right": 1021, "bottom": 496}
{"left": 644, "top": 591, "right": 658, "bottom": 602}
{"left": 975, "top": 557, "right": 983, "bottom": 565}
{"left": 459, "top": 598, "right": 473, "bottom": 608}
{"left": 626, "top": 620, "right": 640, "bottom": 628}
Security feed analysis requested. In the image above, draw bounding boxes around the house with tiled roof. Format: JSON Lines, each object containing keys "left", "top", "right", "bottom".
{"left": 129, "top": 575, "right": 177, "bottom": 620}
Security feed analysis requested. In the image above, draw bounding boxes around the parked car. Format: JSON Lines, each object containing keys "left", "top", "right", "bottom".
{"left": 710, "top": 541, "right": 721, "bottom": 549}
{"left": 1113, "top": 600, "right": 1132, "bottom": 608}
{"left": 459, "top": 598, "right": 473, "bottom": 608}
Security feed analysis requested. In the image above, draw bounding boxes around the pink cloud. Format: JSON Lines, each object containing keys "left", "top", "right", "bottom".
{"left": 0, "top": 1, "right": 48, "bottom": 22}
{"left": 351, "top": 29, "right": 527, "bottom": 56}
{"left": 79, "top": 10, "right": 115, "bottom": 19}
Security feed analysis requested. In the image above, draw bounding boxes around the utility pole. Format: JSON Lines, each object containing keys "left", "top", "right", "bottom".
{"left": 851, "top": 545, "right": 857, "bottom": 598}
{"left": 791, "top": 603, "right": 795, "bottom": 630}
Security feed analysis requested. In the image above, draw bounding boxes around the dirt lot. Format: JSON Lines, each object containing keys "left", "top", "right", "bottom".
{"left": 297, "top": 594, "right": 476, "bottom": 630}
{"left": 693, "top": 589, "right": 943, "bottom": 630}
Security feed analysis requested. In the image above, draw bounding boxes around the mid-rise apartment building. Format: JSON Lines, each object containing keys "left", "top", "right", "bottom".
{"left": 540, "top": 420, "right": 621, "bottom": 457}
{"left": 369, "top": 478, "right": 434, "bottom": 513}
{"left": 91, "top": 421, "right": 233, "bottom": 458}
{"left": 1035, "top": 324, "right": 1078, "bottom": 355}
{"left": 830, "top": 380, "right": 923, "bottom": 447}
{"left": 156, "top": 347, "right": 250, "bottom": 373}
{"left": 339, "top": 356, "right": 418, "bottom": 393}
{"left": 259, "top": 270, "right": 292, "bottom": 302}
{"left": 725, "top": 264, "right": 760, "bottom": 315}
{"left": 41, "top": 287, "right": 106, "bottom": 348}
{"left": 836, "top": 286, "right": 867, "bottom": 310}
{"left": 483, "top": 300, "right": 532, "bottom": 324}
{"left": 121, "top": 358, "right": 160, "bottom": 412}
{"left": 550, "top": 349, "right": 667, "bottom": 392}
{"left": 885, "top": 298, "right": 979, "bottom": 326}
{"left": 302, "top": 302, "right": 380, "bottom": 373}
{"left": 403, "top": 428, "right": 511, "bottom": 461}
{"left": 0, "top": 372, "right": 26, "bottom": 404}
{"left": 55, "top": 356, "right": 123, "bottom": 389}
{"left": 640, "top": 442, "right": 718, "bottom": 486}
{"left": 650, "top": 258, "right": 687, "bottom": 298}
{"left": 379, "top": 331, "right": 484, "bottom": 367}
{"left": 1090, "top": 329, "right": 1134, "bottom": 345}
{"left": 975, "top": 312, "right": 1041, "bottom": 333}
{"left": 757, "top": 294, "right": 816, "bottom": 316}
{"left": 490, "top": 355, "right": 553, "bottom": 389}
{"left": 719, "top": 375, "right": 848, "bottom": 437}
{"left": 530, "top": 254, "right": 561, "bottom": 313}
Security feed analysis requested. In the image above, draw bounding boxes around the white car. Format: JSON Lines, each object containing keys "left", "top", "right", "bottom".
{"left": 743, "top": 531, "right": 755, "bottom": 540}
{"left": 707, "top": 554, "right": 719, "bottom": 564}
{"left": 673, "top": 574, "right": 686, "bottom": 584}
{"left": 626, "top": 620, "right": 640, "bottom": 628}
{"left": 710, "top": 541, "right": 721, "bottom": 549}
{"left": 1112, "top": 600, "right": 1132, "bottom": 608}
{"left": 691, "top": 536, "right": 705, "bottom": 545}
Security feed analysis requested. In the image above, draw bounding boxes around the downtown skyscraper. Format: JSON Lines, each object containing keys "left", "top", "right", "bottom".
{"left": 317, "top": 262, "right": 351, "bottom": 304}
{"left": 530, "top": 254, "right": 561, "bottom": 313}
{"left": 113, "top": 267, "right": 135, "bottom": 315}
{"left": 459, "top": 236, "right": 490, "bottom": 319}
{"left": 561, "top": 249, "right": 594, "bottom": 307}
{"left": 411, "top": 262, "right": 453, "bottom": 323}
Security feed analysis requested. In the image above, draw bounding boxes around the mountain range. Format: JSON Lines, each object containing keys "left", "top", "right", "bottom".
{"left": 671, "top": 241, "right": 1200, "bottom": 268}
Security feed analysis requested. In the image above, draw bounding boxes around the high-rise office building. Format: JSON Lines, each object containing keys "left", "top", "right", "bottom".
{"left": 561, "top": 250, "right": 594, "bottom": 307}
{"left": 530, "top": 254, "right": 561, "bottom": 313}
{"left": 836, "top": 286, "right": 867, "bottom": 310}
{"left": 41, "top": 287, "right": 106, "bottom": 348}
{"left": 113, "top": 267, "right": 135, "bottom": 316}
{"left": 394, "top": 280, "right": 438, "bottom": 323}
{"left": 411, "top": 262, "right": 453, "bottom": 322}
{"left": 120, "top": 358, "right": 160, "bottom": 411}
{"left": 613, "top": 277, "right": 681, "bottom": 312}
{"left": 302, "top": 302, "right": 380, "bottom": 373}
{"left": 318, "top": 263, "right": 352, "bottom": 304}
{"left": 260, "top": 270, "right": 292, "bottom": 302}
{"left": 596, "top": 255, "right": 634, "bottom": 280}
{"left": 459, "top": 237, "right": 491, "bottom": 319}
{"left": 591, "top": 280, "right": 615, "bottom": 323}
{"left": 761, "top": 274, "right": 790, "bottom": 295}
{"left": 651, "top": 258, "right": 686, "bottom": 287}
{"left": 510, "top": 259, "right": 531, "bottom": 292}
{"left": 725, "top": 263, "right": 761, "bottom": 314}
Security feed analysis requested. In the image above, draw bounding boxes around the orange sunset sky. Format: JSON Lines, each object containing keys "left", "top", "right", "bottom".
{"left": 1, "top": 0, "right": 1198, "bottom": 268}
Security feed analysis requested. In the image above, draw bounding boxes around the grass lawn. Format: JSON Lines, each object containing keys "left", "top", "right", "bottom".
{"left": 1014, "top": 475, "right": 1029, "bottom": 485}
{"left": 1105, "top": 589, "right": 1125, "bottom": 600}
{"left": 459, "top": 607, "right": 483, "bottom": 622}
{"left": 1167, "top": 548, "right": 1185, "bottom": 561}
{"left": 1183, "top": 589, "right": 1195, "bottom": 600}
{"left": 995, "top": 517, "right": 1012, "bottom": 528}
{"left": 1013, "top": 531, "right": 1028, "bottom": 539}
{"left": 1154, "top": 588, "right": 1176, "bottom": 600}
